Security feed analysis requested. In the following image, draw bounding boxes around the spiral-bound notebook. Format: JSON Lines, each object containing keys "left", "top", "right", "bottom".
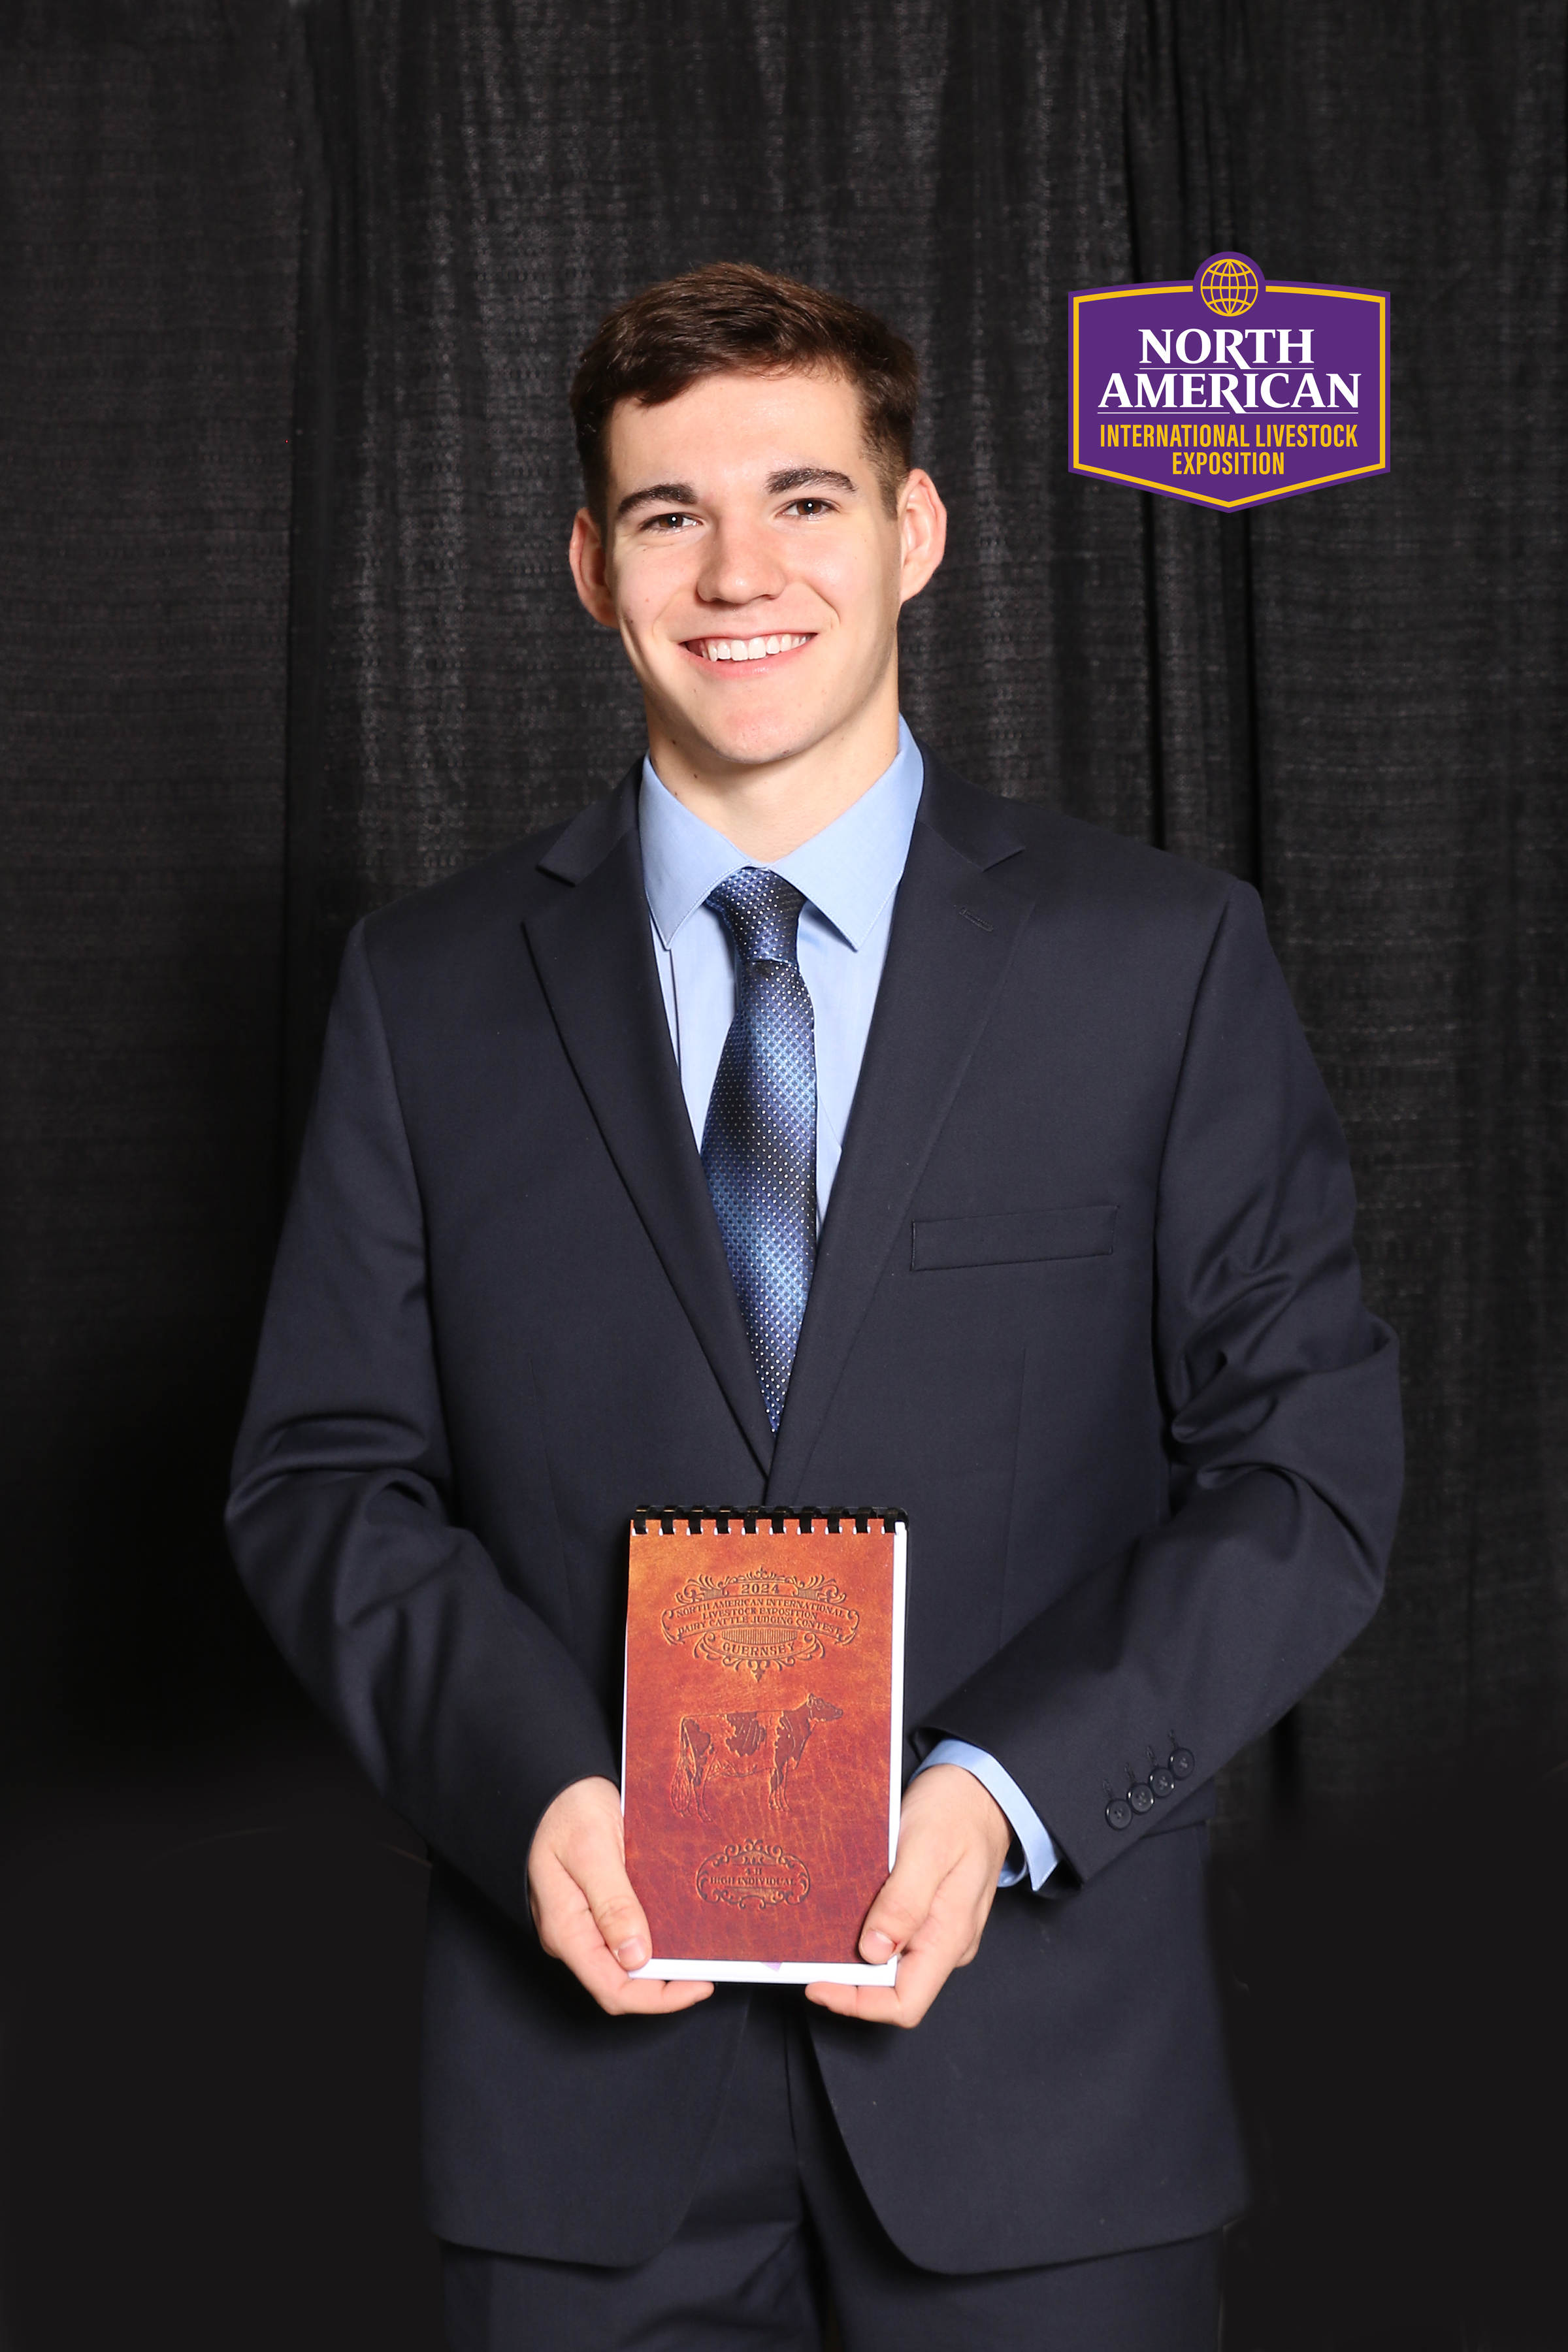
{"left": 621, "top": 1508, "right": 907, "bottom": 1985}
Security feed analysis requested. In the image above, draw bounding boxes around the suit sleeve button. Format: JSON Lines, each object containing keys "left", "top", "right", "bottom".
{"left": 1105, "top": 1798, "right": 1134, "bottom": 1831}
{"left": 1169, "top": 1748, "right": 1194, "bottom": 1779}
{"left": 1129, "top": 1784, "right": 1156, "bottom": 1814}
{"left": 1151, "top": 1765, "right": 1176, "bottom": 1798}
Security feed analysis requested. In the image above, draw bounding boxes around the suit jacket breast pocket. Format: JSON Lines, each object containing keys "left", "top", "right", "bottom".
{"left": 909, "top": 1204, "right": 1118, "bottom": 1271}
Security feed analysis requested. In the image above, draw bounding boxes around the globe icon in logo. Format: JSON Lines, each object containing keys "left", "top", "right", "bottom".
{"left": 1198, "top": 255, "right": 1260, "bottom": 316}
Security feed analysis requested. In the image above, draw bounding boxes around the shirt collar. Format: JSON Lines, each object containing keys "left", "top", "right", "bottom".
{"left": 639, "top": 716, "right": 924, "bottom": 952}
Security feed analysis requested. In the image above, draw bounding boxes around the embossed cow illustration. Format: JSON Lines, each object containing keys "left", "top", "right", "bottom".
{"left": 670, "top": 1693, "right": 843, "bottom": 1820}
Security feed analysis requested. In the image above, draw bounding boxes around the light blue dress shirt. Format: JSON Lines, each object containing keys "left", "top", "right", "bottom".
{"left": 638, "top": 717, "right": 1060, "bottom": 1893}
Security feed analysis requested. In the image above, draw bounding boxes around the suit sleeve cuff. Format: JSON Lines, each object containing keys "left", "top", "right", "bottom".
{"left": 914, "top": 1738, "right": 1060, "bottom": 1891}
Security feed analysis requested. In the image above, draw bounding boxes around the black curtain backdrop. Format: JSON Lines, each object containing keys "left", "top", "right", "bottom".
{"left": 2, "top": 5, "right": 1565, "bottom": 2347}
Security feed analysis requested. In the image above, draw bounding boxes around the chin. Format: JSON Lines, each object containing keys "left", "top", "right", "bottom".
{"left": 685, "top": 698, "right": 831, "bottom": 771}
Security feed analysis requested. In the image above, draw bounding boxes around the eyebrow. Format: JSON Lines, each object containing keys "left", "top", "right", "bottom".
{"left": 613, "top": 465, "right": 859, "bottom": 522}
{"left": 615, "top": 480, "right": 699, "bottom": 521}
{"left": 765, "top": 466, "right": 858, "bottom": 497}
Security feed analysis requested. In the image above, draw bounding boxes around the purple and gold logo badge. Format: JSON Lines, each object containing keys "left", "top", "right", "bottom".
{"left": 1070, "top": 252, "right": 1388, "bottom": 509}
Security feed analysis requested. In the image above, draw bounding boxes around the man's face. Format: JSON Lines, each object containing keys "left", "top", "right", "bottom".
{"left": 570, "top": 368, "right": 944, "bottom": 776}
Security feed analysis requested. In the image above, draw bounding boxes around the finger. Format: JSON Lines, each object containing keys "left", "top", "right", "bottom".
{"left": 535, "top": 1844, "right": 648, "bottom": 1976}
{"left": 858, "top": 1829, "right": 996, "bottom": 1963}
{"left": 555, "top": 1904, "right": 715, "bottom": 2015}
{"left": 601, "top": 1975, "right": 717, "bottom": 2016}
{"left": 858, "top": 1764, "right": 1009, "bottom": 1963}
{"left": 542, "top": 1814, "right": 653, "bottom": 1973}
{"left": 819, "top": 1846, "right": 998, "bottom": 2025}
{"left": 857, "top": 1840, "right": 950, "bottom": 1964}
{"left": 585, "top": 1865, "right": 653, "bottom": 1975}
{"left": 534, "top": 1852, "right": 715, "bottom": 2015}
{"left": 807, "top": 1933, "right": 955, "bottom": 2029}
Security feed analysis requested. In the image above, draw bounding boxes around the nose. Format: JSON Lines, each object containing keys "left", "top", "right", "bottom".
{"left": 696, "top": 513, "right": 787, "bottom": 611}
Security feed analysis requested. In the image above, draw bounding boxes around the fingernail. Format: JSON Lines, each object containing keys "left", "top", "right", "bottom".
{"left": 862, "top": 1929, "right": 896, "bottom": 1961}
{"left": 615, "top": 1937, "right": 647, "bottom": 1969}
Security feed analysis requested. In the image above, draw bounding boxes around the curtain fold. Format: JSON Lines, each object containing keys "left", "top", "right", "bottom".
{"left": 280, "top": 0, "right": 1568, "bottom": 1826}
{"left": 1230, "top": 0, "right": 1568, "bottom": 1802}
{"left": 1, "top": 7, "right": 1563, "bottom": 2336}
{"left": 3, "top": 0, "right": 1561, "bottom": 1814}
{"left": 0, "top": 0, "right": 301, "bottom": 1767}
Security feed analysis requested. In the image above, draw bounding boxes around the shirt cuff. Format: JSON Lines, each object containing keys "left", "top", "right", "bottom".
{"left": 915, "top": 1739, "right": 1060, "bottom": 1891}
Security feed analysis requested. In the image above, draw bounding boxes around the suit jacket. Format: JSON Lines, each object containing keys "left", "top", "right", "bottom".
{"left": 227, "top": 747, "right": 1402, "bottom": 2273}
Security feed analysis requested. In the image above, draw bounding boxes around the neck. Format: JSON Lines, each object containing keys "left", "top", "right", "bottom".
{"left": 645, "top": 677, "right": 901, "bottom": 861}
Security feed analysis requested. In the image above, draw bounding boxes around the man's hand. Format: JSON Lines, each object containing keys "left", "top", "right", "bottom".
{"left": 527, "top": 1775, "right": 713, "bottom": 2016}
{"left": 806, "top": 1763, "right": 1013, "bottom": 2029}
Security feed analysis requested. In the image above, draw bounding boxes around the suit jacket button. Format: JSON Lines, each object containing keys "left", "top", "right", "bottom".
{"left": 1129, "top": 1784, "right": 1156, "bottom": 1814}
{"left": 1151, "top": 1765, "right": 1176, "bottom": 1798}
{"left": 1105, "top": 1798, "right": 1134, "bottom": 1831}
{"left": 1169, "top": 1748, "right": 1194, "bottom": 1778}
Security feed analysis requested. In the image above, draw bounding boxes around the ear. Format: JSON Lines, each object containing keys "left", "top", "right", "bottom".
{"left": 568, "top": 506, "right": 619, "bottom": 628}
{"left": 895, "top": 468, "right": 947, "bottom": 607}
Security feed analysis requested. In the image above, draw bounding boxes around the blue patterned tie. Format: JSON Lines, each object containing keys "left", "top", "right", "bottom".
{"left": 701, "top": 868, "right": 818, "bottom": 1432}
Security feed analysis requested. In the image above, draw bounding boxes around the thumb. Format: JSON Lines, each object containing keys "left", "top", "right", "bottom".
{"left": 858, "top": 1845, "right": 944, "bottom": 1965}
{"left": 577, "top": 1847, "right": 654, "bottom": 1973}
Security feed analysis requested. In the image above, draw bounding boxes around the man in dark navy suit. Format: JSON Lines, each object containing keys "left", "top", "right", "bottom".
{"left": 228, "top": 264, "right": 1402, "bottom": 2350}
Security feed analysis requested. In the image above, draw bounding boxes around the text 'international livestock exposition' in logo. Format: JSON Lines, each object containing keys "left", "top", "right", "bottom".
{"left": 1070, "top": 253, "right": 1389, "bottom": 510}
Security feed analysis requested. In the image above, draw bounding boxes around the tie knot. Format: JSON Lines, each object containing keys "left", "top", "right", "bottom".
{"left": 706, "top": 867, "right": 807, "bottom": 967}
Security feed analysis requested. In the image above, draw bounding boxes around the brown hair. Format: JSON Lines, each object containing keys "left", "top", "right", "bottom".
{"left": 570, "top": 262, "right": 919, "bottom": 521}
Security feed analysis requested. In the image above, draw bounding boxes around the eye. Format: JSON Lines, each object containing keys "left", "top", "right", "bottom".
{"left": 784, "top": 497, "right": 834, "bottom": 518}
{"left": 642, "top": 511, "right": 698, "bottom": 533}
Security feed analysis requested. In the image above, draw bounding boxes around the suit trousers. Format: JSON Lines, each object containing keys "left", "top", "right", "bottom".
{"left": 440, "top": 1991, "right": 1223, "bottom": 2352}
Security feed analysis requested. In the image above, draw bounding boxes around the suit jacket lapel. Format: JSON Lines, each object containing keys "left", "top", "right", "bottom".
{"left": 766, "top": 751, "right": 1034, "bottom": 1503}
{"left": 523, "top": 772, "right": 776, "bottom": 1475}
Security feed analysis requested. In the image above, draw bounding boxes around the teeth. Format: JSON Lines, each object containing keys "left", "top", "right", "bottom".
{"left": 696, "top": 634, "right": 809, "bottom": 661}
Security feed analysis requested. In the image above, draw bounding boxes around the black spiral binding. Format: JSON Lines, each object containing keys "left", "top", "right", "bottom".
{"left": 630, "top": 1506, "right": 907, "bottom": 1537}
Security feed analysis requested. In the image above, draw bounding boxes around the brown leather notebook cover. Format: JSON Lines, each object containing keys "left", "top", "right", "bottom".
{"left": 621, "top": 1509, "right": 907, "bottom": 1984}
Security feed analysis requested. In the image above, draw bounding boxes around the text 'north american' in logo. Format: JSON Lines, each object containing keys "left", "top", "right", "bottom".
{"left": 1070, "top": 253, "right": 1389, "bottom": 510}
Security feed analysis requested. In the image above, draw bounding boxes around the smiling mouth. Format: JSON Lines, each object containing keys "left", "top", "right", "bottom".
{"left": 684, "top": 633, "right": 815, "bottom": 663}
